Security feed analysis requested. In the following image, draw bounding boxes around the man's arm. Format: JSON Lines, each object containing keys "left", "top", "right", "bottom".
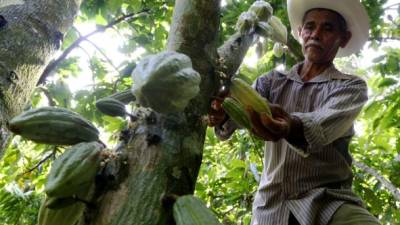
{"left": 248, "top": 77, "right": 368, "bottom": 154}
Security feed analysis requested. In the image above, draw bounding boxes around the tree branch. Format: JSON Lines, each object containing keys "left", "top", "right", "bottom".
{"left": 37, "top": 87, "right": 56, "bottom": 106}
{"left": 37, "top": 9, "right": 150, "bottom": 85}
{"left": 383, "top": 3, "right": 400, "bottom": 10}
{"left": 353, "top": 160, "right": 400, "bottom": 202}
{"left": 20, "top": 148, "right": 57, "bottom": 175}
{"left": 217, "top": 32, "right": 256, "bottom": 79}
{"left": 370, "top": 36, "right": 400, "bottom": 42}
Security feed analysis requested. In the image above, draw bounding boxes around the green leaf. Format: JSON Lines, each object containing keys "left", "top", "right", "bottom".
{"left": 378, "top": 77, "right": 398, "bottom": 88}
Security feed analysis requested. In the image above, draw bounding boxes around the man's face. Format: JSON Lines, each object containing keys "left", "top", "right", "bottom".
{"left": 298, "top": 9, "right": 351, "bottom": 63}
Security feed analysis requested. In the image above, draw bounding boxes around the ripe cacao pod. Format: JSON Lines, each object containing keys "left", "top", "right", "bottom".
{"left": 96, "top": 98, "right": 127, "bottom": 117}
{"left": 9, "top": 107, "right": 99, "bottom": 145}
{"left": 45, "top": 141, "right": 103, "bottom": 198}
{"left": 131, "top": 51, "right": 201, "bottom": 114}
{"left": 236, "top": 11, "right": 258, "bottom": 35}
{"left": 230, "top": 78, "right": 272, "bottom": 116}
{"left": 173, "top": 195, "right": 222, "bottom": 225}
{"left": 222, "top": 97, "right": 252, "bottom": 130}
{"left": 249, "top": 0, "right": 273, "bottom": 22}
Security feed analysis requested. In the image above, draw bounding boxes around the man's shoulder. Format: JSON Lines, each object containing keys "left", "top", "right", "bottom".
{"left": 335, "top": 71, "right": 367, "bottom": 86}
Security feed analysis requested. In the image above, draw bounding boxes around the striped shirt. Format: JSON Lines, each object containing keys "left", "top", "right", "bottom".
{"left": 216, "top": 63, "right": 368, "bottom": 225}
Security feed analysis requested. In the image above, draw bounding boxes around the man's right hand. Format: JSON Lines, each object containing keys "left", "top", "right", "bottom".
{"left": 207, "top": 98, "right": 227, "bottom": 127}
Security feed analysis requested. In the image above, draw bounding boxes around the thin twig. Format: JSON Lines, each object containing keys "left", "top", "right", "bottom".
{"left": 73, "top": 27, "right": 121, "bottom": 75}
{"left": 21, "top": 149, "right": 57, "bottom": 175}
{"left": 37, "top": 9, "right": 150, "bottom": 85}
{"left": 84, "top": 39, "right": 120, "bottom": 74}
{"left": 370, "top": 36, "right": 400, "bottom": 42}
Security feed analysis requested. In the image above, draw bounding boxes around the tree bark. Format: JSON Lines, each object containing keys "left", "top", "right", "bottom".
{"left": 0, "top": 0, "right": 81, "bottom": 157}
{"left": 84, "top": 0, "right": 276, "bottom": 224}
{"left": 86, "top": 1, "right": 221, "bottom": 224}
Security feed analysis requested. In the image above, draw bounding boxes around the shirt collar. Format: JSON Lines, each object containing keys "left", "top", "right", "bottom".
{"left": 282, "top": 62, "right": 352, "bottom": 83}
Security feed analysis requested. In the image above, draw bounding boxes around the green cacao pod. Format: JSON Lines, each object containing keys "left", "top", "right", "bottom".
{"left": 45, "top": 196, "right": 77, "bottom": 209}
{"left": 96, "top": 98, "right": 127, "bottom": 117}
{"left": 173, "top": 195, "right": 222, "bottom": 225}
{"left": 222, "top": 97, "right": 252, "bottom": 130}
{"left": 236, "top": 11, "right": 258, "bottom": 35}
{"left": 45, "top": 141, "right": 103, "bottom": 198}
{"left": 9, "top": 107, "right": 99, "bottom": 145}
{"left": 249, "top": 0, "right": 273, "bottom": 22}
{"left": 38, "top": 198, "right": 85, "bottom": 225}
{"left": 108, "top": 89, "right": 136, "bottom": 104}
{"left": 131, "top": 51, "right": 201, "bottom": 114}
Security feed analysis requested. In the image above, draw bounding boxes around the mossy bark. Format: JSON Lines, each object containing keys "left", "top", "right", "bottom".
{"left": 87, "top": 1, "right": 221, "bottom": 224}
{"left": 86, "top": 0, "right": 267, "bottom": 224}
{"left": 0, "top": 0, "right": 81, "bottom": 157}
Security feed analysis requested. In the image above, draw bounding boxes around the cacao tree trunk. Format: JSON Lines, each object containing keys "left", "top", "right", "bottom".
{"left": 0, "top": 0, "right": 82, "bottom": 157}
{"left": 86, "top": 0, "right": 262, "bottom": 224}
{"left": 86, "top": 1, "right": 221, "bottom": 225}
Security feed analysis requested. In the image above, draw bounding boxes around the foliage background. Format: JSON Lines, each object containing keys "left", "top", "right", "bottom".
{"left": 0, "top": 0, "right": 399, "bottom": 224}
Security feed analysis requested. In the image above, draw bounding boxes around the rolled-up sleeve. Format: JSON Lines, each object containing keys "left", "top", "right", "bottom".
{"left": 292, "top": 78, "right": 368, "bottom": 152}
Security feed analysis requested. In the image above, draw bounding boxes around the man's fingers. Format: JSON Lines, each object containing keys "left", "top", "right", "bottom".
{"left": 259, "top": 113, "right": 287, "bottom": 135}
{"left": 247, "top": 106, "right": 277, "bottom": 141}
{"left": 211, "top": 99, "right": 223, "bottom": 111}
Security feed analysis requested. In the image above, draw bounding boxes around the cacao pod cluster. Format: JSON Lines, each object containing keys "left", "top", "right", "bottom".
{"left": 8, "top": 107, "right": 106, "bottom": 225}
{"left": 235, "top": 0, "right": 287, "bottom": 53}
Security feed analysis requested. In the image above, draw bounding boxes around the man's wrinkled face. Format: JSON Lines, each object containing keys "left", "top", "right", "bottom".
{"left": 298, "top": 9, "right": 351, "bottom": 63}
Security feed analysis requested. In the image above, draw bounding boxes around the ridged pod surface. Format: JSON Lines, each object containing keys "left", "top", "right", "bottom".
{"left": 131, "top": 51, "right": 201, "bottom": 114}
{"left": 236, "top": 11, "right": 258, "bottom": 35}
{"left": 230, "top": 78, "right": 272, "bottom": 116}
{"left": 38, "top": 199, "right": 85, "bottom": 225}
{"left": 38, "top": 184, "right": 93, "bottom": 225}
{"left": 9, "top": 107, "right": 99, "bottom": 145}
{"left": 249, "top": 0, "right": 273, "bottom": 22}
{"left": 268, "top": 16, "right": 287, "bottom": 44}
{"left": 96, "top": 98, "right": 127, "bottom": 117}
{"left": 222, "top": 97, "right": 252, "bottom": 130}
{"left": 107, "top": 89, "right": 136, "bottom": 104}
{"left": 45, "top": 141, "right": 103, "bottom": 198}
{"left": 173, "top": 195, "right": 222, "bottom": 225}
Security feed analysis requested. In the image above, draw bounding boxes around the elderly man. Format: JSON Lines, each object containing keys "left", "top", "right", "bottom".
{"left": 209, "top": 0, "right": 381, "bottom": 224}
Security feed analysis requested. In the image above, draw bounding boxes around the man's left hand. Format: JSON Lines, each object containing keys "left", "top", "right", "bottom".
{"left": 247, "top": 104, "right": 293, "bottom": 141}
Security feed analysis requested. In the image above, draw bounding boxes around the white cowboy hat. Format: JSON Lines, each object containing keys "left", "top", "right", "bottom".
{"left": 287, "top": 0, "right": 370, "bottom": 57}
